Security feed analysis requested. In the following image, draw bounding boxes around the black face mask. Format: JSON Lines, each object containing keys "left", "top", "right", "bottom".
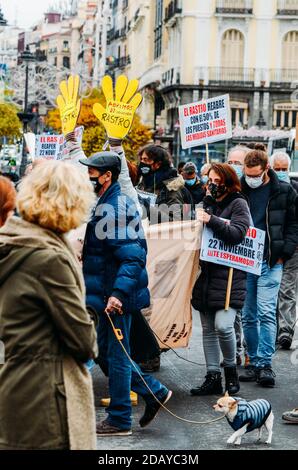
{"left": 208, "top": 183, "right": 226, "bottom": 200}
{"left": 138, "top": 162, "right": 152, "bottom": 176}
{"left": 89, "top": 176, "right": 103, "bottom": 194}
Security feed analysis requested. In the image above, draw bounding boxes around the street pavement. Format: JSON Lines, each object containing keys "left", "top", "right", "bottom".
{"left": 92, "top": 311, "right": 298, "bottom": 451}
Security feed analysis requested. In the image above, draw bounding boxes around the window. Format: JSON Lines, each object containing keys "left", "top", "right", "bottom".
{"left": 154, "top": 0, "right": 163, "bottom": 60}
{"left": 273, "top": 103, "right": 298, "bottom": 129}
{"left": 63, "top": 56, "right": 70, "bottom": 68}
{"left": 221, "top": 29, "right": 244, "bottom": 70}
{"left": 282, "top": 31, "right": 298, "bottom": 71}
{"left": 230, "top": 101, "right": 249, "bottom": 127}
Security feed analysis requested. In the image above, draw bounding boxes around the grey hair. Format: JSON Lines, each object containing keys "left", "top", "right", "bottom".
{"left": 228, "top": 145, "right": 250, "bottom": 159}
{"left": 270, "top": 152, "right": 291, "bottom": 170}
{"left": 200, "top": 163, "right": 211, "bottom": 175}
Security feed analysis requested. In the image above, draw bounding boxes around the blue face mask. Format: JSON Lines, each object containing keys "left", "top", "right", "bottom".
{"left": 276, "top": 171, "right": 290, "bottom": 184}
{"left": 201, "top": 175, "right": 208, "bottom": 185}
{"left": 231, "top": 164, "right": 243, "bottom": 180}
{"left": 185, "top": 178, "right": 197, "bottom": 186}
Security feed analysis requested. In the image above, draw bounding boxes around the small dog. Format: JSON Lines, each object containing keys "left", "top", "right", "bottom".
{"left": 213, "top": 392, "right": 274, "bottom": 446}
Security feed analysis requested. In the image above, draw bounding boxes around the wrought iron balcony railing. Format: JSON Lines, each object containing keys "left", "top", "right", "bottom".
{"left": 270, "top": 68, "right": 298, "bottom": 84}
{"left": 215, "top": 0, "right": 253, "bottom": 15}
{"left": 207, "top": 67, "right": 255, "bottom": 85}
{"left": 277, "top": 0, "right": 298, "bottom": 16}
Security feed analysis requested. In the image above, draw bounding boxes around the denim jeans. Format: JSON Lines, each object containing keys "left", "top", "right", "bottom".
{"left": 242, "top": 261, "right": 283, "bottom": 368}
{"left": 97, "top": 311, "right": 168, "bottom": 430}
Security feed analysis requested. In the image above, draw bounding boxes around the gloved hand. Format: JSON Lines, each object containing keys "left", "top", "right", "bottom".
{"left": 93, "top": 75, "right": 142, "bottom": 140}
{"left": 56, "top": 75, "right": 81, "bottom": 135}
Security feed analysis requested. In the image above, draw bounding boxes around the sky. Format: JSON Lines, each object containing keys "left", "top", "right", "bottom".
{"left": 0, "top": 0, "right": 59, "bottom": 29}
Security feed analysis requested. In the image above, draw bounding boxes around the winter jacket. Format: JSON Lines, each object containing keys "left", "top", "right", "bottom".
{"left": 184, "top": 179, "right": 205, "bottom": 206}
{"left": 192, "top": 192, "right": 251, "bottom": 313}
{"left": 82, "top": 182, "right": 150, "bottom": 315}
{"left": 0, "top": 217, "right": 98, "bottom": 450}
{"left": 241, "top": 169, "right": 298, "bottom": 267}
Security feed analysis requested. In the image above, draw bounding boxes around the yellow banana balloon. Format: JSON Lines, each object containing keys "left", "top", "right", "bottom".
{"left": 93, "top": 75, "right": 142, "bottom": 139}
{"left": 56, "top": 75, "right": 81, "bottom": 135}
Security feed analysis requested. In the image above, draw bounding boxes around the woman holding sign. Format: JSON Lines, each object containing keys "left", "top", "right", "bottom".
{"left": 191, "top": 163, "right": 250, "bottom": 396}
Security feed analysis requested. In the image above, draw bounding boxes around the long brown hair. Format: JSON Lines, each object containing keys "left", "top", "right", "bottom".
{"left": 208, "top": 163, "right": 241, "bottom": 193}
{"left": 0, "top": 176, "right": 16, "bottom": 227}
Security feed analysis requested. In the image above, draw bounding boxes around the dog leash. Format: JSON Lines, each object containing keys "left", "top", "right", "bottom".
{"left": 106, "top": 313, "right": 226, "bottom": 425}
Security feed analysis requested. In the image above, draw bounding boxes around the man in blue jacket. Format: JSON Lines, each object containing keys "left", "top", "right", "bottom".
{"left": 80, "top": 152, "right": 171, "bottom": 436}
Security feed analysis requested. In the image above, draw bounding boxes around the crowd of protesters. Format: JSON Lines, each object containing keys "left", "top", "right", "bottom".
{"left": 0, "top": 132, "right": 298, "bottom": 449}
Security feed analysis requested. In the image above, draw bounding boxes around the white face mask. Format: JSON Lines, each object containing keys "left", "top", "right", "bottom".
{"left": 245, "top": 172, "right": 265, "bottom": 189}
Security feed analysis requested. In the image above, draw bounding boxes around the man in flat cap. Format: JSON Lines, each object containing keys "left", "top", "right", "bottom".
{"left": 80, "top": 152, "right": 171, "bottom": 437}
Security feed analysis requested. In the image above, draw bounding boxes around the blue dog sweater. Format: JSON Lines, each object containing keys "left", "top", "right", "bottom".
{"left": 228, "top": 398, "right": 272, "bottom": 433}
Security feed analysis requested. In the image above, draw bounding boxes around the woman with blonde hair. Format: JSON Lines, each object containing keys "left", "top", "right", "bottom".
{"left": 0, "top": 161, "right": 98, "bottom": 450}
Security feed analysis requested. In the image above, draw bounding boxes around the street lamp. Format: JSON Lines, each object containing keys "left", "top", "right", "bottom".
{"left": 18, "top": 45, "right": 36, "bottom": 177}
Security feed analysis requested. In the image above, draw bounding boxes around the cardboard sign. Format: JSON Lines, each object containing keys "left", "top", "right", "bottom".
{"left": 178, "top": 94, "right": 232, "bottom": 149}
{"left": 35, "top": 126, "right": 84, "bottom": 161}
{"left": 200, "top": 220, "right": 265, "bottom": 276}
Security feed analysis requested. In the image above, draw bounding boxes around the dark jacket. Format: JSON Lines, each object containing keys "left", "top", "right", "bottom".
{"left": 138, "top": 167, "right": 193, "bottom": 222}
{"left": 192, "top": 193, "right": 251, "bottom": 313}
{"left": 184, "top": 179, "right": 205, "bottom": 206}
{"left": 290, "top": 178, "right": 298, "bottom": 219}
{"left": 241, "top": 169, "right": 298, "bottom": 267}
{"left": 82, "top": 182, "right": 150, "bottom": 315}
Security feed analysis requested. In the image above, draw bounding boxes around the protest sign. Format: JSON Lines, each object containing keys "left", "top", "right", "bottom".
{"left": 200, "top": 220, "right": 266, "bottom": 276}
{"left": 56, "top": 75, "right": 81, "bottom": 135}
{"left": 93, "top": 75, "right": 142, "bottom": 139}
{"left": 178, "top": 94, "right": 232, "bottom": 149}
{"left": 35, "top": 126, "right": 84, "bottom": 161}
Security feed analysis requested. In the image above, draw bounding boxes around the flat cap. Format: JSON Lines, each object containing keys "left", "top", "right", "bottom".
{"left": 79, "top": 151, "right": 121, "bottom": 172}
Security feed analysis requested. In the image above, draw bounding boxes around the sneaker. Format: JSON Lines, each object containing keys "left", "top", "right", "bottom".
{"left": 257, "top": 367, "right": 276, "bottom": 388}
{"left": 239, "top": 365, "right": 259, "bottom": 382}
{"left": 190, "top": 372, "right": 223, "bottom": 396}
{"left": 139, "top": 390, "right": 172, "bottom": 428}
{"left": 278, "top": 335, "right": 292, "bottom": 350}
{"left": 96, "top": 419, "right": 132, "bottom": 436}
{"left": 100, "top": 391, "right": 138, "bottom": 407}
{"left": 282, "top": 408, "right": 298, "bottom": 423}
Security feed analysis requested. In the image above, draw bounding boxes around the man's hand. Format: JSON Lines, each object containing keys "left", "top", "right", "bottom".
{"left": 93, "top": 75, "right": 142, "bottom": 139}
{"left": 197, "top": 208, "right": 211, "bottom": 224}
{"left": 56, "top": 75, "right": 81, "bottom": 135}
{"left": 105, "top": 296, "right": 123, "bottom": 315}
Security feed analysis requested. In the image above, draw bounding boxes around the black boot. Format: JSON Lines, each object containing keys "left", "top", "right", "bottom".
{"left": 224, "top": 366, "right": 240, "bottom": 395}
{"left": 190, "top": 372, "right": 223, "bottom": 396}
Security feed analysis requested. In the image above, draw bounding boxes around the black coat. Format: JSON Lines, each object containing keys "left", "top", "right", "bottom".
{"left": 185, "top": 180, "right": 205, "bottom": 205}
{"left": 241, "top": 170, "right": 298, "bottom": 267}
{"left": 192, "top": 192, "right": 251, "bottom": 313}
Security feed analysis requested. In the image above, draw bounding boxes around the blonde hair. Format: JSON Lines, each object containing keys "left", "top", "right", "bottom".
{"left": 17, "top": 161, "right": 95, "bottom": 233}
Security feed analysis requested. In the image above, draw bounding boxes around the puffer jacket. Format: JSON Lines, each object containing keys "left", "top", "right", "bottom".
{"left": 192, "top": 192, "right": 251, "bottom": 313}
{"left": 82, "top": 182, "right": 150, "bottom": 315}
{"left": 241, "top": 169, "right": 298, "bottom": 267}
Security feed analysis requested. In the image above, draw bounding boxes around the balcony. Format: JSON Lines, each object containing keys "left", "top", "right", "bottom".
{"left": 276, "top": 0, "right": 298, "bottom": 17}
{"left": 215, "top": 0, "right": 253, "bottom": 16}
{"left": 270, "top": 69, "right": 298, "bottom": 86}
{"left": 207, "top": 67, "right": 255, "bottom": 86}
{"left": 165, "top": 0, "right": 182, "bottom": 26}
{"left": 107, "top": 55, "right": 131, "bottom": 69}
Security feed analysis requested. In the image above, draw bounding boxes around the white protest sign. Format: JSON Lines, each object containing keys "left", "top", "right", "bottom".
{"left": 35, "top": 126, "right": 84, "bottom": 160}
{"left": 178, "top": 94, "right": 232, "bottom": 149}
{"left": 200, "top": 220, "right": 265, "bottom": 276}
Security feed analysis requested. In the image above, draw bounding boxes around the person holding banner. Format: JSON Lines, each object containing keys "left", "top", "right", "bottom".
{"left": 240, "top": 145, "right": 298, "bottom": 388}
{"left": 191, "top": 163, "right": 250, "bottom": 396}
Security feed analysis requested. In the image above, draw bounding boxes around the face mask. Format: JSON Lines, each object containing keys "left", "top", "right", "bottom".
{"left": 201, "top": 175, "right": 208, "bottom": 185}
{"left": 231, "top": 164, "right": 243, "bottom": 180}
{"left": 139, "top": 163, "right": 152, "bottom": 175}
{"left": 276, "top": 171, "right": 290, "bottom": 184}
{"left": 90, "top": 176, "right": 103, "bottom": 193}
{"left": 185, "top": 178, "right": 197, "bottom": 187}
{"left": 208, "top": 183, "right": 226, "bottom": 200}
{"left": 245, "top": 172, "right": 265, "bottom": 189}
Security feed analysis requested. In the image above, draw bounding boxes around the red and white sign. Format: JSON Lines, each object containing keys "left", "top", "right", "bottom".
{"left": 178, "top": 94, "right": 232, "bottom": 149}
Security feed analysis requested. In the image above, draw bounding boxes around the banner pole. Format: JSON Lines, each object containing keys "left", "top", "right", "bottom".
{"left": 225, "top": 268, "right": 234, "bottom": 311}
{"left": 205, "top": 143, "right": 210, "bottom": 164}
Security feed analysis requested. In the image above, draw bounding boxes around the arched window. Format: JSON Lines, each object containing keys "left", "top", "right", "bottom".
{"left": 282, "top": 31, "right": 298, "bottom": 70}
{"left": 221, "top": 29, "right": 244, "bottom": 69}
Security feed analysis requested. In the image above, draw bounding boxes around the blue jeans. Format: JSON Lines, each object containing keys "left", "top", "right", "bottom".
{"left": 242, "top": 261, "right": 283, "bottom": 368}
{"left": 97, "top": 311, "right": 168, "bottom": 430}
